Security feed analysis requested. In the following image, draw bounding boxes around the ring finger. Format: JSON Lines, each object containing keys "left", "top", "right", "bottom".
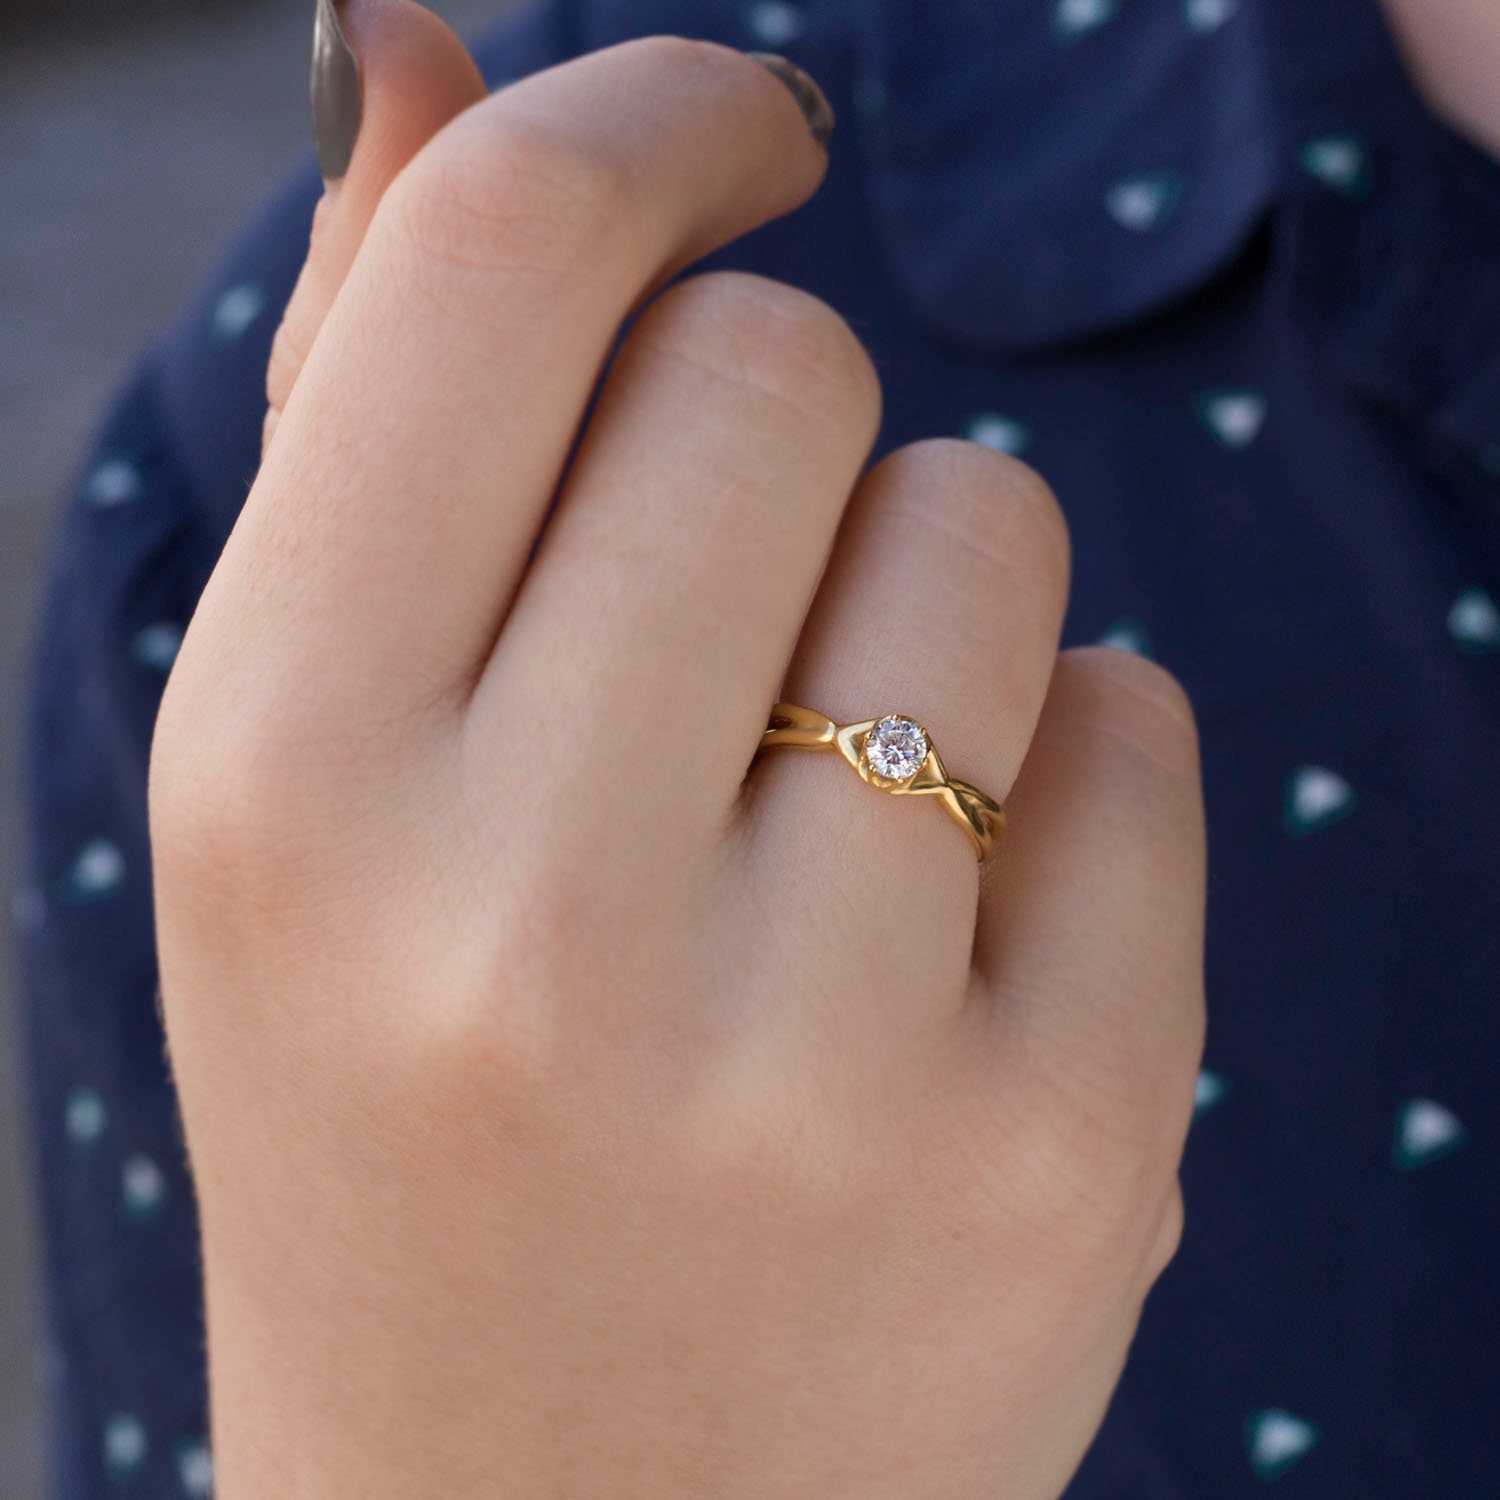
{"left": 750, "top": 439, "right": 1071, "bottom": 973}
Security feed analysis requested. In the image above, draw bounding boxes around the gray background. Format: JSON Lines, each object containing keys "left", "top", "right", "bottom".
{"left": 0, "top": 1, "right": 501, "bottom": 1491}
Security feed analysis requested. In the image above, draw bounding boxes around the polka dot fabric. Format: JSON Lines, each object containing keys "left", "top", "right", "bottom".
{"left": 14, "top": 0, "right": 1500, "bottom": 1494}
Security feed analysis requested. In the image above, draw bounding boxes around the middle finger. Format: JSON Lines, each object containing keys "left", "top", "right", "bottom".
{"left": 475, "top": 270, "right": 880, "bottom": 851}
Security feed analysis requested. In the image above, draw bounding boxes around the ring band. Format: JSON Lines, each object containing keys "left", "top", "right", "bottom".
{"left": 759, "top": 703, "right": 1004, "bottom": 860}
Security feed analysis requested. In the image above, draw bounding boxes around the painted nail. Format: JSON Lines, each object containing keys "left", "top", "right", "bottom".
{"left": 748, "top": 53, "right": 835, "bottom": 147}
{"left": 311, "top": 0, "right": 363, "bottom": 180}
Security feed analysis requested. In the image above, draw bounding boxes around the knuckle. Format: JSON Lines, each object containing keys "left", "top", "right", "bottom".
{"left": 485, "top": 859, "right": 599, "bottom": 1001}
{"left": 150, "top": 712, "right": 313, "bottom": 883}
{"left": 389, "top": 112, "right": 631, "bottom": 278}
{"left": 431, "top": 868, "right": 676, "bottom": 1106}
{"left": 639, "top": 271, "right": 882, "bottom": 437}
{"left": 151, "top": 735, "right": 409, "bottom": 974}
{"left": 1005, "top": 977, "right": 1203, "bottom": 1209}
{"left": 1042, "top": 1041, "right": 1193, "bottom": 1189}
{"left": 948, "top": 1047, "right": 1190, "bottom": 1284}
{"left": 1015, "top": 1099, "right": 1184, "bottom": 1275}
{"left": 870, "top": 438, "right": 1071, "bottom": 592}
{"left": 1061, "top": 646, "right": 1200, "bottom": 781}
{"left": 150, "top": 678, "right": 395, "bottom": 912}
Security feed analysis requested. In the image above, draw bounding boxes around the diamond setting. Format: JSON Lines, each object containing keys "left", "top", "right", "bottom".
{"left": 864, "top": 716, "right": 929, "bottom": 781}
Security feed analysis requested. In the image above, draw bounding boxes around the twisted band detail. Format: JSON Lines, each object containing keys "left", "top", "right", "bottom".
{"left": 759, "top": 703, "right": 1004, "bottom": 860}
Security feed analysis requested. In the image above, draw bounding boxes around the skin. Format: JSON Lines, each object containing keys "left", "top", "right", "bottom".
{"left": 1380, "top": 0, "right": 1500, "bottom": 161}
{"left": 149, "top": 5, "right": 1208, "bottom": 1497}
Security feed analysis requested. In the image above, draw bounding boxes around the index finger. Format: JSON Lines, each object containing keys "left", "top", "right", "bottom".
{"left": 190, "top": 38, "right": 832, "bottom": 739}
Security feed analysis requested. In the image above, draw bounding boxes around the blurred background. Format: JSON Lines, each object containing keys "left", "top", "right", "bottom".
{"left": 0, "top": 1, "right": 501, "bottom": 1492}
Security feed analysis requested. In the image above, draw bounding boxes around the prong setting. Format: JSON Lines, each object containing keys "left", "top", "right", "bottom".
{"left": 761, "top": 704, "right": 1003, "bottom": 860}
{"left": 863, "top": 715, "right": 930, "bottom": 784}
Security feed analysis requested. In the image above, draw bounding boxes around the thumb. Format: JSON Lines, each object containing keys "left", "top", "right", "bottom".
{"left": 265, "top": 0, "right": 487, "bottom": 452}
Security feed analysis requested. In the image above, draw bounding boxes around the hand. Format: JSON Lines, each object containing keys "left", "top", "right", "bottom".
{"left": 149, "top": 7, "right": 1206, "bottom": 1497}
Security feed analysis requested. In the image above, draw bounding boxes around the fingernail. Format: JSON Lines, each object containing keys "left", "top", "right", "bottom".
{"left": 748, "top": 53, "right": 835, "bottom": 147}
{"left": 312, "top": 0, "right": 363, "bottom": 180}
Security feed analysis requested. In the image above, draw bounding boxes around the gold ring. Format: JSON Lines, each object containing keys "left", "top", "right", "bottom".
{"left": 759, "top": 703, "right": 1004, "bottom": 860}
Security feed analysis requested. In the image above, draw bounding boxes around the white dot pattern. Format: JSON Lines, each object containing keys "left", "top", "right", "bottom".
{"left": 745, "top": 0, "right": 804, "bottom": 46}
{"left": 212, "top": 282, "right": 266, "bottom": 342}
{"left": 85, "top": 459, "right": 143, "bottom": 508}
{"left": 103, "top": 1414, "right": 148, "bottom": 1472}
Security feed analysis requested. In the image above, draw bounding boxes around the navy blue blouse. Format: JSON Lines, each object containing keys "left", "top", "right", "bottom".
{"left": 15, "top": 1, "right": 1500, "bottom": 1495}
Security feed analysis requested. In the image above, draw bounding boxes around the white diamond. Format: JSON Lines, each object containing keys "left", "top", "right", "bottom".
{"left": 1193, "top": 1069, "right": 1228, "bottom": 1114}
{"left": 1292, "top": 766, "right": 1351, "bottom": 823}
{"left": 177, "top": 1441, "right": 215, "bottom": 1496}
{"left": 213, "top": 282, "right": 266, "bottom": 342}
{"left": 69, "top": 838, "right": 125, "bottom": 895}
{"left": 104, "top": 1414, "right": 148, "bottom": 1471}
{"left": 132, "top": 621, "right": 183, "bottom": 671}
{"left": 1055, "top": 0, "right": 1114, "bottom": 36}
{"left": 1398, "top": 1099, "right": 1463, "bottom": 1159}
{"left": 865, "top": 717, "right": 929, "bottom": 781}
{"left": 965, "top": 412, "right": 1030, "bottom": 455}
{"left": 122, "top": 1153, "right": 166, "bottom": 1216}
{"left": 1202, "top": 391, "right": 1266, "bottom": 447}
{"left": 1302, "top": 136, "right": 1365, "bottom": 190}
{"left": 1449, "top": 587, "right": 1500, "bottom": 645}
{"left": 65, "top": 1088, "right": 107, "bottom": 1144}
{"left": 746, "top": 1, "right": 804, "bottom": 45}
{"left": 1247, "top": 1410, "right": 1317, "bottom": 1475}
{"left": 1105, "top": 174, "right": 1176, "bottom": 232}
{"left": 86, "top": 458, "right": 142, "bottom": 508}
{"left": 1098, "top": 618, "right": 1150, "bottom": 655}
{"left": 1185, "top": 0, "right": 1236, "bottom": 32}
